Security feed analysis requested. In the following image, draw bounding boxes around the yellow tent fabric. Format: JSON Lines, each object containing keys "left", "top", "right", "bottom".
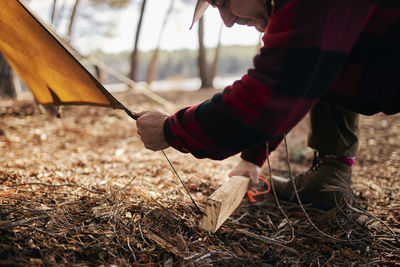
{"left": 0, "top": 0, "right": 123, "bottom": 109}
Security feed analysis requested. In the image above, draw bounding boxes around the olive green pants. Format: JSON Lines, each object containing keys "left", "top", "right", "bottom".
{"left": 308, "top": 103, "right": 360, "bottom": 157}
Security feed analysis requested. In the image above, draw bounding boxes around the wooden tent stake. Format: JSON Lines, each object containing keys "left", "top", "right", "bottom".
{"left": 200, "top": 176, "right": 250, "bottom": 233}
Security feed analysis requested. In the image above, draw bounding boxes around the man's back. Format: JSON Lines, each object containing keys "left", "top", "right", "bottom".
{"left": 323, "top": 0, "right": 400, "bottom": 115}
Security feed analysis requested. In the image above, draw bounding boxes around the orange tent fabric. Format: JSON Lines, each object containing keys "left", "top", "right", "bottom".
{"left": 0, "top": 0, "right": 123, "bottom": 109}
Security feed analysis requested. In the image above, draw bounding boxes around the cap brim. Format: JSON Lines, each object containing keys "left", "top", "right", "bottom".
{"left": 190, "top": 1, "right": 209, "bottom": 30}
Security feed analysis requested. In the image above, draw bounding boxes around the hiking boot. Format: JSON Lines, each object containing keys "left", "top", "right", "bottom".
{"left": 271, "top": 153, "right": 353, "bottom": 210}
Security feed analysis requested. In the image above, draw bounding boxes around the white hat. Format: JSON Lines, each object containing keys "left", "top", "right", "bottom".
{"left": 190, "top": 0, "right": 209, "bottom": 29}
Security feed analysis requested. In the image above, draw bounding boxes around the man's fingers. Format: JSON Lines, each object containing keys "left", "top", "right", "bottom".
{"left": 249, "top": 175, "right": 259, "bottom": 189}
{"left": 135, "top": 111, "right": 148, "bottom": 118}
{"left": 230, "top": 171, "right": 258, "bottom": 189}
{"left": 251, "top": 174, "right": 259, "bottom": 184}
{"left": 143, "top": 141, "right": 168, "bottom": 151}
{"left": 228, "top": 170, "right": 246, "bottom": 178}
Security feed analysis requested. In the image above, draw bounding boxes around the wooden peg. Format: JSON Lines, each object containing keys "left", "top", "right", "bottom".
{"left": 200, "top": 176, "right": 250, "bottom": 233}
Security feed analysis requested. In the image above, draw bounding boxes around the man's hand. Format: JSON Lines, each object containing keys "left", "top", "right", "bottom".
{"left": 136, "top": 110, "right": 170, "bottom": 151}
{"left": 229, "top": 159, "right": 260, "bottom": 189}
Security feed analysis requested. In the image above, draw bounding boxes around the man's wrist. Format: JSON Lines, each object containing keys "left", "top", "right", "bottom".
{"left": 163, "top": 116, "right": 173, "bottom": 145}
{"left": 163, "top": 116, "right": 189, "bottom": 153}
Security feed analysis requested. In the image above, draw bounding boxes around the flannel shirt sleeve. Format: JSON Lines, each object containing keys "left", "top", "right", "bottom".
{"left": 164, "top": 0, "right": 378, "bottom": 167}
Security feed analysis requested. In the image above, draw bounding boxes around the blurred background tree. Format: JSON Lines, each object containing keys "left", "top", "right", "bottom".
{"left": 197, "top": 17, "right": 212, "bottom": 88}
{"left": 146, "top": 0, "right": 175, "bottom": 85}
{"left": 0, "top": 54, "right": 19, "bottom": 99}
{"left": 129, "top": 0, "right": 147, "bottom": 81}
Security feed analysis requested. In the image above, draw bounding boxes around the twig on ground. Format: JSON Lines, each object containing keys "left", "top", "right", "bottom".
{"left": 120, "top": 176, "right": 137, "bottom": 191}
{"left": 0, "top": 215, "right": 48, "bottom": 229}
{"left": 229, "top": 212, "right": 248, "bottom": 224}
{"left": 194, "top": 253, "right": 211, "bottom": 262}
{"left": 236, "top": 229, "right": 299, "bottom": 255}
{"left": 266, "top": 143, "right": 295, "bottom": 243}
{"left": 322, "top": 251, "right": 336, "bottom": 267}
{"left": 6, "top": 182, "right": 105, "bottom": 194}
{"left": 344, "top": 198, "right": 398, "bottom": 237}
{"left": 127, "top": 236, "right": 137, "bottom": 262}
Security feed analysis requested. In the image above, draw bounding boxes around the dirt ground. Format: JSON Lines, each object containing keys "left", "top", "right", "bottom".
{"left": 0, "top": 89, "right": 399, "bottom": 266}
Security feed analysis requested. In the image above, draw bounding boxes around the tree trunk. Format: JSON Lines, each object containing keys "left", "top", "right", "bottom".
{"left": 210, "top": 22, "right": 223, "bottom": 81}
{"left": 129, "top": 0, "right": 147, "bottom": 81}
{"left": 146, "top": 0, "right": 175, "bottom": 85}
{"left": 50, "top": 0, "right": 58, "bottom": 24}
{"left": 0, "top": 54, "right": 17, "bottom": 99}
{"left": 67, "top": 0, "right": 81, "bottom": 40}
{"left": 146, "top": 49, "right": 159, "bottom": 85}
{"left": 198, "top": 17, "right": 212, "bottom": 89}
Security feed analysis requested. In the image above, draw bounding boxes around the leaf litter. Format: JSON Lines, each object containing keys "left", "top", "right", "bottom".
{"left": 0, "top": 90, "right": 399, "bottom": 266}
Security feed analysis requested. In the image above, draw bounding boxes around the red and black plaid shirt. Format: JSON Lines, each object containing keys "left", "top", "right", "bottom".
{"left": 164, "top": 0, "right": 400, "bottom": 167}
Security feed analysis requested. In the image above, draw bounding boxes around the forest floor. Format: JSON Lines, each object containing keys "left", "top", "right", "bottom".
{"left": 0, "top": 89, "right": 399, "bottom": 266}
